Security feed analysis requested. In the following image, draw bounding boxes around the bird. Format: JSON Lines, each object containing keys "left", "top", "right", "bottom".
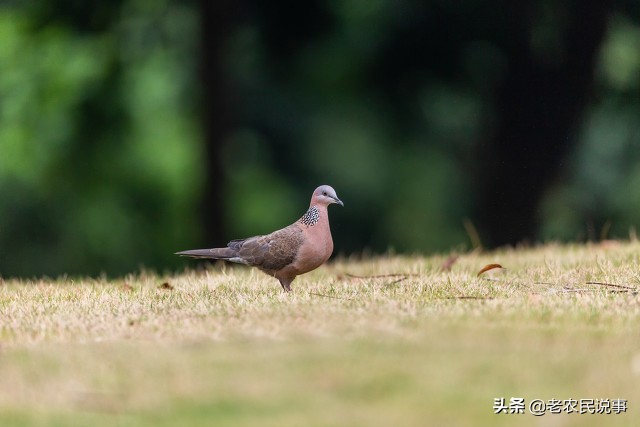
{"left": 176, "top": 185, "right": 343, "bottom": 292}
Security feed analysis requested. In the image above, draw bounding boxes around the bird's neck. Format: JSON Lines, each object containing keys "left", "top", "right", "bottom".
{"left": 299, "top": 204, "right": 325, "bottom": 227}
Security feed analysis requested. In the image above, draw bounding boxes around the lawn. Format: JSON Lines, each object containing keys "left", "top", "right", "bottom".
{"left": 1, "top": 242, "right": 639, "bottom": 426}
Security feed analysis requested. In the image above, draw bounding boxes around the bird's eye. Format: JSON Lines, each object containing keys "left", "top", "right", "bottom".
{"left": 322, "top": 191, "right": 327, "bottom": 196}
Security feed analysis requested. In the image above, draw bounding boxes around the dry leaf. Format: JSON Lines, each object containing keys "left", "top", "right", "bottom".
{"left": 159, "top": 282, "right": 174, "bottom": 290}
{"left": 122, "top": 283, "right": 133, "bottom": 292}
{"left": 441, "top": 254, "right": 459, "bottom": 271}
{"left": 477, "top": 263, "right": 503, "bottom": 277}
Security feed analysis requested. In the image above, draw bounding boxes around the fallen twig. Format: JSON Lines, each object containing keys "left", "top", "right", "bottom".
{"left": 561, "top": 287, "right": 595, "bottom": 293}
{"left": 344, "top": 273, "right": 418, "bottom": 279}
{"left": 385, "top": 277, "right": 407, "bottom": 286}
{"left": 309, "top": 292, "right": 352, "bottom": 300}
{"left": 586, "top": 281, "right": 637, "bottom": 290}
{"left": 608, "top": 289, "right": 639, "bottom": 294}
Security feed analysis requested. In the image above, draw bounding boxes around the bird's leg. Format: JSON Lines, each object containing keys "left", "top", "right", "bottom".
{"left": 279, "top": 278, "right": 292, "bottom": 292}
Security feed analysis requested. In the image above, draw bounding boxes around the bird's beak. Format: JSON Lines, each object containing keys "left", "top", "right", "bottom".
{"left": 333, "top": 197, "right": 344, "bottom": 207}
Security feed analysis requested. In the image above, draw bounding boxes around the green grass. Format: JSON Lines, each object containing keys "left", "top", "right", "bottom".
{"left": 1, "top": 242, "right": 640, "bottom": 426}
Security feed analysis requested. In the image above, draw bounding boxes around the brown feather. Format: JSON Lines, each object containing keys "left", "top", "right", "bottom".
{"left": 175, "top": 225, "right": 305, "bottom": 272}
{"left": 234, "top": 225, "right": 304, "bottom": 272}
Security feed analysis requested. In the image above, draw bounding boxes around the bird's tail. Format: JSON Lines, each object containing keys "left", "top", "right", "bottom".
{"left": 174, "top": 248, "right": 236, "bottom": 259}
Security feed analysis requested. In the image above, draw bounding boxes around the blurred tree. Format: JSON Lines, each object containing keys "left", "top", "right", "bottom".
{"left": 197, "top": 0, "right": 237, "bottom": 248}
{"left": 472, "top": 0, "right": 612, "bottom": 246}
{"left": 1, "top": 0, "right": 640, "bottom": 278}
{"left": 0, "top": 1, "right": 202, "bottom": 276}
{"left": 223, "top": 0, "right": 635, "bottom": 250}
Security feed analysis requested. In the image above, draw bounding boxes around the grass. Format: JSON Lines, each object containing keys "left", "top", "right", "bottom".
{"left": 1, "top": 241, "right": 640, "bottom": 426}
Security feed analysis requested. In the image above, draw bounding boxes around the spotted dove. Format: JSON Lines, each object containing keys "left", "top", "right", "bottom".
{"left": 176, "top": 185, "right": 343, "bottom": 292}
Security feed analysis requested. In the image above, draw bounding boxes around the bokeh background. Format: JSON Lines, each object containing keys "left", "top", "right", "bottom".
{"left": 1, "top": 0, "right": 639, "bottom": 277}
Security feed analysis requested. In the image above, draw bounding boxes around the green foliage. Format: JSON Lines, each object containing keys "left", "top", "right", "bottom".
{"left": 539, "top": 15, "right": 640, "bottom": 242}
{"left": 1, "top": 1, "right": 640, "bottom": 276}
{"left": 0, "top": 5, "right": 202, "bottom": 276}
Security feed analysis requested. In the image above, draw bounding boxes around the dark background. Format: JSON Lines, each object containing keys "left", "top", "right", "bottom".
{"left": 1, "top": 0, "right": 639, "bottom": 277}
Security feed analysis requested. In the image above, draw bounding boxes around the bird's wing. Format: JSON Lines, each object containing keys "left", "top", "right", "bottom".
{"left": 234, "top": 225, "right": 304, "bottom": 271}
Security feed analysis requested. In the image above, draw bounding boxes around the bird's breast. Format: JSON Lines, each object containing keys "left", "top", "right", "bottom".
{"left": 292, "top": 222, "right": 333, "bottom": 274}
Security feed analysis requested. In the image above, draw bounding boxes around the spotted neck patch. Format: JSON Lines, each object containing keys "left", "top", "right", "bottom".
{"left": 299, "top": 205, "right": 320, "bottom": 226}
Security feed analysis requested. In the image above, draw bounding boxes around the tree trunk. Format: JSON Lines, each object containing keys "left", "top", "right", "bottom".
{"left": 472, "top": 0, "right": 611, "bottom": 247}
{"left": 198, "top": 0, "right": 238, "bottom": 245}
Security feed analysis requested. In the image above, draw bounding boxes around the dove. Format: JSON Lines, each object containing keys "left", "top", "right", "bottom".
{"left": 176, "top": 185, "right": 343, "bottom": 291}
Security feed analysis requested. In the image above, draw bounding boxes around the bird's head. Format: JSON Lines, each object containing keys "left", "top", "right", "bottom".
{"left": 312, "top": 185, "right": 344, "bottom": 207}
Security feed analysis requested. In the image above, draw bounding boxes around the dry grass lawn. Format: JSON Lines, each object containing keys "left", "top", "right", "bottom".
{"left": 1, "top": 242, "right": 640, "bottom": 426}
